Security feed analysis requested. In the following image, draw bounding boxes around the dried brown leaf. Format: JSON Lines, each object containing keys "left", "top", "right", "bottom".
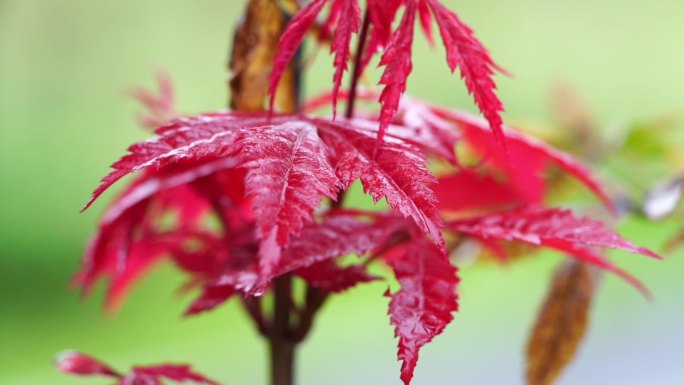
{"left": 664, "top": 227, "right": 684, "bottom": 254}
{"left": 526, "top": 260, "right": 599, "bottom": 385}
{"left": 549, "top": 83, "right": 597, "bottom": 151}
{"left": 229, "top": 0, "right": 298, "bottom": 113}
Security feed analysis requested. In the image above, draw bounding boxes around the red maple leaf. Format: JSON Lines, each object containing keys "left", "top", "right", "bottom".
{"left": 447, "top": 206, "right": 660, "bottom": 296}
{"left": 296, "top": 260, "right": 379, "bottom": 292}
{"left": 362, "top": 0, "right": 402, "bottom": 69}
{"left": 271, "top": 0, "right": 505, "bottom": 146}
{"left": 185, "top": 212, "right": 404, "bottom": 313}
{"left": 434, "top": 169, "right": 525, "bottom": 213}
{"left": 304, "top": 90, "right": 461, "bottom": 164}
{"left": 75, "top": 164, "right": 243, "bottom": 311}
{"left": 56, "top": 351, "right": 220, "bottom": 385}
{"left": 393, "top": 97, "right": 615, "bottom": 212}
{"left": 235, "top": 122, "right": 342, "bottom": 277}
{"left": 55, "top": 351, "right": 120, "bottom": 378}
{"left": 330, "top": 0, "right": 362, "bottom": 117}
{"left": 438, "top": 108, "right": 614, "bottom": 211}
{"left": 305, "top": 90, "right": 612, "bottom": 214}
{"left": 386, "top": 237, "right": 460, "bottom": 385}
{"left": 80, "top": 113, "right": 442, "bottom": 305}
{"left": 425, "top": 0, "right": 505, "bottom": 147}
{"left": 130, "top": 71, "right": 177, "bottom": 130}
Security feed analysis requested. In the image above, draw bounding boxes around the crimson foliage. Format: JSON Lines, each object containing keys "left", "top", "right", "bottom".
{"left": 72, "top": 107, "right": 655, "bottom": 383}
{"left": 62, "top": 1, "right": 658, "bottom": 384}
{"left": 56, "top": 351, "right": 219, "bottom": 385}
{"left": 271, "top": 0, "right": 505, "bottom": 147}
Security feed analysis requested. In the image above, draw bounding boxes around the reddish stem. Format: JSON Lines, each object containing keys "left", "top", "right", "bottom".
{"left": 242, "top": 297, "right": 269, "bottom": 336}
{"left": 294, "top": 287, "right": 328, "bottom": 343}
{"left": 345, "top": 10, "right": 371, "bottom": 120}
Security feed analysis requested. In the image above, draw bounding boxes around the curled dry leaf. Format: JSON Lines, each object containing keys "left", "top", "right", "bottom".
{"left": 664, "top": 227, "right": 684, "bottom": 254}
{"left": 526, "top": 260, "right": 599, "bottom": 385}
{"left": 230, "top": 0, "right": 297, "bottom": 112}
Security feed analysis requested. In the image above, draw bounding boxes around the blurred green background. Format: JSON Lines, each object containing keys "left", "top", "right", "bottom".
{"left": 1, "top": 1, "right": 683, "bottom": 384}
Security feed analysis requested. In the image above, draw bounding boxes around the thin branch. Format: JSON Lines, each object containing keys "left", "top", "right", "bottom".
{"left": 241, "top": 296, "right": 270, "bottom": 336}
{"left": 270, "top": 275, "right": 296, "bottom": 385}
{"left": 345, "top": 10, "right": 371, "bottom": 120}
{"left": 293, "top": 286, "right": 329, "bottom": 343}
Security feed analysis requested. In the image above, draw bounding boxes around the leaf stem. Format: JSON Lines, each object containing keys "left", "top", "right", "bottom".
{"left": 242, "top": 297, "right": 269, "bottom": 336}
{"left": 294, "top": 287, "right": 328, "bottom": 343}
{"left": 345, "top": 10, "right": 371, "bottom": 120}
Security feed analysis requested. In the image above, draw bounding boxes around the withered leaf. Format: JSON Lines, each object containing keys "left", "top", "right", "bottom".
{"left": 526, "top": 260, "right": 599, "bottom": 385}
{"left": 664, "top": 227, "right": 684, "bottom": 254}
{"left": 229, "top": 0, "right": 298, "bottom": 112}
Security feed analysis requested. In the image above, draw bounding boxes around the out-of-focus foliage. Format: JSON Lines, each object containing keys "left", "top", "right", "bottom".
{"left": 535, "top": 85, "right": 684, "bottom": 253}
